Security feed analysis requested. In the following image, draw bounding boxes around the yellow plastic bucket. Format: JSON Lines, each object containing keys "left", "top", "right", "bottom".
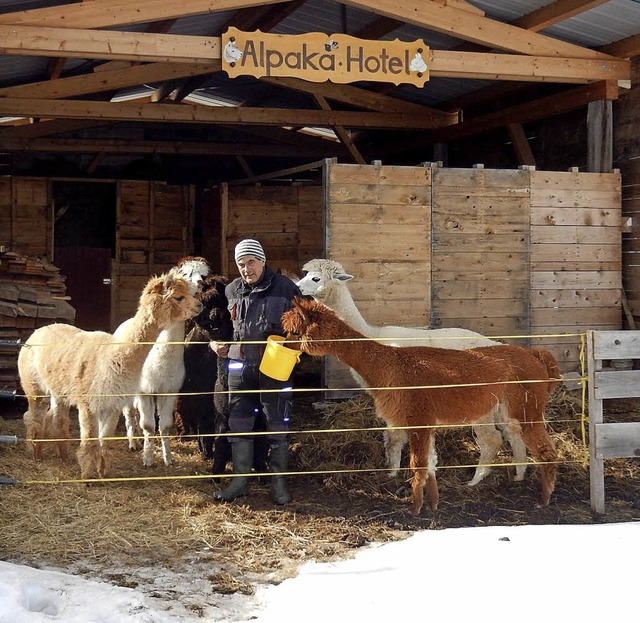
{"left": 259, "top": 335, "right": 301, "bottom": 381}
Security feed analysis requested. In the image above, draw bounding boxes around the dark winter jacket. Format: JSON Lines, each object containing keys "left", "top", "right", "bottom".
{"left": 225, "top": 265, "right": 301, "bottom": 364}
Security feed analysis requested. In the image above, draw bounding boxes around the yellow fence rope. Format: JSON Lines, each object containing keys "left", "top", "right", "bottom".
{"left": 22, "top": 459, "right": 580, "bottom": 487}
{"left": 10, "top": 330, "right": 590, "bottom": 486}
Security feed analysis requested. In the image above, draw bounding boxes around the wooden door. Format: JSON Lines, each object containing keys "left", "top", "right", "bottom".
{"left": 54, "top": 247, "right": 112, "bottom": 331}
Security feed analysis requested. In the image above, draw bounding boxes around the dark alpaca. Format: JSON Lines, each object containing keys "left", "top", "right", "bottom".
{"left": 282, "top": 297, "right": 559, "bottom": 515}
{"left": 174, "top": 274, "right": 268, "bottom": 476}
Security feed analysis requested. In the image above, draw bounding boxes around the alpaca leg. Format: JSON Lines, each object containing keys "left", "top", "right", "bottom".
{"left": 156, "top": 395, "right": 177, "bottom": 466}
{"left": 23, "top": 396, "right": 49, "bottom": 461}
{"left": 137, "top": 396, "right": 157, "bottom": 467}
{"left": 49, "top": 397, "right": 71, "bottom": 461}
{"left": 123, "top": 404, "right": 140, "bottom": 451}
{"left": 519, "top": 423, "right": 557, "bottom": 507}
{"left": 409, "top": 431, "right": 437, "bottom": 515}
{"left": 384, "top": 427, "right": 408, "bottom": 478}
{"left": 467, "top": 422, "right": 504, "bottom": 487}
{"left": 424, "top": 433, "right": 439, "bottom": 512}
{"left": 97, "top": 408, "right": 121, "bottom": 478}
{"left": 500, "top": 419, "right": 528, "bottom": 481}
{"left": 76, "top": 407, "right": 101, "bottom": 479}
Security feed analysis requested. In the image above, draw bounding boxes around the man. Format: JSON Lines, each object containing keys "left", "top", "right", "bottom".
{"left": 209, "top": 238, "right": 302, "bottom": 505}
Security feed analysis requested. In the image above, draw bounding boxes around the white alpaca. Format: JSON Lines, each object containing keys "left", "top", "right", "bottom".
{"left": 115, "top": 257, "right": 210, "bottom": 467}
{"left": 18, "top": 271, "right": 202, "bottom": 479}
{"left": 296, "top": 258, "right": 529, "bottom": 486}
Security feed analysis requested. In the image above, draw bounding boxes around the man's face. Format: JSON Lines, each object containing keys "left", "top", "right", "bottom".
{"left": 236, "top": 255, "right": 265, "bottom": 285}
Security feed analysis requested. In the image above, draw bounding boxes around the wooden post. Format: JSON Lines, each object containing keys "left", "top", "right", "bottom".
{"left": 587, "top": 330, "right": 605, "bottom": 514}
{"left": 587, "top": 100, "right": 612, "bottom": 173}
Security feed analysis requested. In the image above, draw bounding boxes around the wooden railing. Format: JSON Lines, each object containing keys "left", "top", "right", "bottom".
{"left": 587, "top": 330, "right": 640, "bottom": 513}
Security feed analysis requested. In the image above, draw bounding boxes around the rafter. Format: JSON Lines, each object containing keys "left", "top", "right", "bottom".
{"left": 314, "top": 94, "right": 365, "bottom": 164}
{"left": 430, "top": 50, "right": 628, "bottom": 83}
{"left": 0, "top": 25, "right": 221, "bottom": 64}
{"left": 0, "top": 137, "right": 302, "bottom": 156}
{"left": 600, "top": 33, "right": 640, "bottom": 60}
{"left": 0, "top": 97, "right": 451, "bottom": 130}
{"left": 0, "top": 62, "right": 221, "bottom": 99}
{"left": 337, "top": 0, "right": 614, "bottom": 59}
{"left": 429, "top": 80, "right": 619, "bottom": 142}
{"left": 0, "top": 0, "right": 285, "bottom": 29}
{"left": 259, "top": 76, "right": 456, "bottom": 121}
{"left": 513, "top": 0, "right": 610, "bottom": 32}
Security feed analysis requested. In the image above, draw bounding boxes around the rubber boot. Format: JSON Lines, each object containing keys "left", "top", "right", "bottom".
{"left": 213, "top": 440, "right": 253, "bottom": 501}
{"left": 269, "top": 444, "right": 291, "bottom": 505}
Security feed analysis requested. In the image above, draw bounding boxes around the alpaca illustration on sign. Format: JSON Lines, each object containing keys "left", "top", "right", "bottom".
{"left": 223, "top": 40, "right": 243, "bottom": 64}
{"left": 324, "top": 39, "right": 339, "bottom": 52}
{"left": 410, "top": 52, "right": 427, "bottom": 73}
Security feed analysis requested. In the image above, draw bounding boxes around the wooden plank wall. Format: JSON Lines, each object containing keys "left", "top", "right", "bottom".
{"left": 0, "top": 177, "right": 51, "bottom": 258}
{"left": 222, "top": 183, "right": 323, "bottom": 278}
{"left": 620, "top": 158, "right": 640, "bottom": 320}
{"left": 323, "top": 163, "right": 621, "bottom": 384}
{"left": 113, "top": 180, "right": 193, "bottom": 327}
{"left": 530, "top": 170, "right": 622, "bottom": 371}
{"left": 325, "top": 162, "right": 431, "bottom": 391}
{"left": 614, "top": 58, "right": 640, "bottom": 326}
{"left": 431, "top": 165, "right": 531, "bottom": 340}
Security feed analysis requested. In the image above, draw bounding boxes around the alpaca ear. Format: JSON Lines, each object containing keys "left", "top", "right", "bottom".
{"left": 163, "top": 269, "right": 176, "bottom": 290}
{"left": 336, "top": 272, "right": 353, "bottom": 282}
{"left": 292, "top": 296, "right": 310, "bottom": 325}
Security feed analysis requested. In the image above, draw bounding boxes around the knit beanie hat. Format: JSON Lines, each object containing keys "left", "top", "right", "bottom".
{"left": 234, "top": 238, "right": 266, "bottom": 263}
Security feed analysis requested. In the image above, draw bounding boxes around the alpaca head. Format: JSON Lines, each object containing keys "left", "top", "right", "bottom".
{"left": 281, "top": 297, "right": 340, "bottom": 357}
{"left": 176, "top": 256, "right": 211, "bottom": 293}
{"left": 141, "top": 270, "right": 203, "bottom": 327}
{"left": 296, "top": 259, "right": 353, "bottom": 301}
{"left": 190, "top": 274, "right": 232, "bottom": 340}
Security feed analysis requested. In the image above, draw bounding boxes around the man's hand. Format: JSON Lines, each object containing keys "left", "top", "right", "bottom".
{"left": 209, "top": 341, "right": 230, "bottom": 357}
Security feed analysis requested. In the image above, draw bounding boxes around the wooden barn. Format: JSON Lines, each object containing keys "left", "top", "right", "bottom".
{"left": 0, "top": 0, "right": 639, "bottom": 391}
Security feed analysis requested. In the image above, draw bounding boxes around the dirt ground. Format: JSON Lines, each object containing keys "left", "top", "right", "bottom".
{"left": 1, "top": 365, "right": 639, "bottom": 609}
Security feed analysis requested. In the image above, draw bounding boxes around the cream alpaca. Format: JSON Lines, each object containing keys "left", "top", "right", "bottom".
{"left": 18, "top": 271, "right": 202, "bottom": 479}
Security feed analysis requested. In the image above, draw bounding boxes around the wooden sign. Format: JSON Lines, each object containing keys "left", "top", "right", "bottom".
{"left": 222, "top": 27, "right": 429, "bottom": 87}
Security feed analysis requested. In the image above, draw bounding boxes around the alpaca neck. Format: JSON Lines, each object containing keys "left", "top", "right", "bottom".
{"left": 157, "top": 320, "right": 186, "bottom": 343}
{"left": 116, "top": 304, "right": 165, "bottom": 367}
{"left": 327, "top": 285, "right": 372, "bottom": 336}
{"left": 318, "top": 316, "right": 392, "bottom": 386}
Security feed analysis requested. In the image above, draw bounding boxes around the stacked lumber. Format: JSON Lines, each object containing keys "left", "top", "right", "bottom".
{"left": 0, "top": 250, "right": 76, "bottom": 395}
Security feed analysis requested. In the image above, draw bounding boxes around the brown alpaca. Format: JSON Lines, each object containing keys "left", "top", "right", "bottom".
{"left": 281, "top": 298, "right": 559, "bottom": 515}
{"left": 18, "top": 270, "right": 202, "bottom": 479}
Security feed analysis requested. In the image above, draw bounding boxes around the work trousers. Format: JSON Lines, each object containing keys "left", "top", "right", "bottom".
{"left": 227, "top": 361, "right": 292, "bottom": 448}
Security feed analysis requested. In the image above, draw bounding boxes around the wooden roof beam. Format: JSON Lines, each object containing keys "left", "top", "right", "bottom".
{"left": 0, "top": 25, "right": 222, "bottom": 64}
{"left": 0, "top": 62, "right": 221, "bottom": 100}
{"left": 0, "top": 136, "right": 349, "bottom": 157}
{"left": 600, "top": 33, "right": 640, "bottom": 60}
{"left": 429, "top": 80, "right": 619, "bottom": 142}
{"left": 0, "top": 25, "right": 627, "bottom": 84}
{"left": 0, "top": 97, "right": 457, "bottom": 130}
{"left": 314, "top": 94, "right": 365, "bottom": 164}
{"left": 381, "top": 81, "right": 618, "bottom": 157}
{"left": 259, "top": 76, "right": 456, "bottom": 122}
{"left": 0, "top": 0, "right": 286, "bottom": 29}
{"left": 513, "top": 0, "right": 611, "bottom": 32}
{"left": 338, "top": 0, "right": 615, "bottom": 59}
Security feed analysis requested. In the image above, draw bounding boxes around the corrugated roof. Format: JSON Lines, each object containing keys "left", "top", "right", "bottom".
{"left": 0, "top": 0, "right": 639, "bottom": 183}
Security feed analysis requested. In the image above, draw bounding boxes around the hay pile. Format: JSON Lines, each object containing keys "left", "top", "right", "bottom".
{"left": 1, "top": 385, "right": 639, "bottom": 593}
